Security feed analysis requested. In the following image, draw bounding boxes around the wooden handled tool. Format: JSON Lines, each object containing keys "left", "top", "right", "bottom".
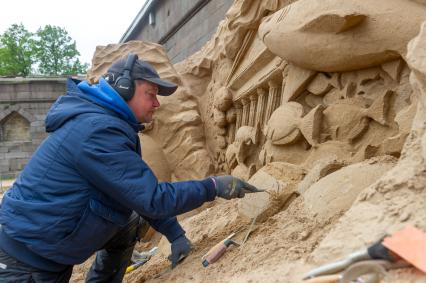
{"left": 202, "top": 233, "right": 239, "bottom": 267}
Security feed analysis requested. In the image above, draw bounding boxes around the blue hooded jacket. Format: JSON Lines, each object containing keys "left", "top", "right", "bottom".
{"left": 0, "top": 78, "right": 216, "bottom": 271}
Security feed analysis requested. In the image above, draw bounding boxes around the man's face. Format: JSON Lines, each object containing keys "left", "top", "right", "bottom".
{"left": 127, "top": 80, "right": 160, "bottom": 123}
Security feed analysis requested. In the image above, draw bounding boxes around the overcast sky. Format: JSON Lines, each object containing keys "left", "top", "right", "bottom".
{"left": 0, "top": 0, "right": 146, "bottom": 65}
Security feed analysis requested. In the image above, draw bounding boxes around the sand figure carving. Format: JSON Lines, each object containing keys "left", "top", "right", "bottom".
{"left": 238, "top": 162, "right": 306, "bottom": 222}
{"left": 382, "top": 102, "right": 417, "bottom": 155}
{"left": 264, "top": 102, "right": 323, "bottom": 146}
{"left": 259, "top": 0, "right": 426, "bottom": 72}
{"left": 225, "top": 126, "right": 259, "bottom": 180}
{"left": 322, "top": 90, "right": 392, "bottom": 143}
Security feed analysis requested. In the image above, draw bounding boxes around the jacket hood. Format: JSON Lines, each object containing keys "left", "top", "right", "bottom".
{"left": 45, "top": 78, "right": 141, "bottom": 132}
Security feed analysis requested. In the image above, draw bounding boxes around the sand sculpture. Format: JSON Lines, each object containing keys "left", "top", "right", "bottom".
{"left": 82, "top": 0, "right": 426, "bottom": 282}
{"left": 225, "top": 125, "right": 259, "bottom": 180}
{"left": 308, "top": 27, "right": 426, "bottom": 269}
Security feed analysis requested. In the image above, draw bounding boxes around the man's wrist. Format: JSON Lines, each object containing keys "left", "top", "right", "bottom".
{"left": 200, "top": 177, "right": 217, "bottom": 200}
{"left": 171, "top": 232, "right": 186, "bottom": 243}
{"left": 210, "top": 177, "right": 217, "bottom": 189}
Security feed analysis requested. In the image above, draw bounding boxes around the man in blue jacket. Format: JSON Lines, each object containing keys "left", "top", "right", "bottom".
{"left": 0, "top": 53, "right": 261, "bottom": 282}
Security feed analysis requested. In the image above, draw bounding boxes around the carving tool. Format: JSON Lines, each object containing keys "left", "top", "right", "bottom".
{"left": 125, "top": 247, "right": 158, "bottom": 273}
{"left": 241, "top": 215, "right": 257, "bottom": 245}
{"left": 202, "top": 233, "right": 239, "bottom": 267}
{"left": 303, "top": 238, "right": 400, "bottom": 279}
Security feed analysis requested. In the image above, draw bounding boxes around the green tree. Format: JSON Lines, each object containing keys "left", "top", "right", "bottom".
{"left": 0, "top": 24, "right": 35, "bottom": 76}
{"left": 34, "top": 25, "right": 88, "bottom": 75}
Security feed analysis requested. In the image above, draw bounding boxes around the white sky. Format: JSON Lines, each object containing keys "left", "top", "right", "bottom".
{"left": 0, "top": 0, "right": 146, "bottom": 65}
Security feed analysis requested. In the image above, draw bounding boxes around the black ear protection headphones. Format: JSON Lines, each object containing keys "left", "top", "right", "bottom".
{"left": 112, "top": 53, "right": 138, "bottom": 101}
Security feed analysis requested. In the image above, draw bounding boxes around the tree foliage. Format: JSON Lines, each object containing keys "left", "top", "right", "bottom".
{"left": 34, "top": 25, "right": 88, "bottom": 75}
{"left": 0, "top": 24, "right": 35, "bottom": 76}
{"left": 0, "top": 24, "right": 88, "bottom": 76}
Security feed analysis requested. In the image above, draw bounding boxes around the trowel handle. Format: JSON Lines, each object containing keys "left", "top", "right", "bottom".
{"left": 202, "top": 239, "right": 238, "bottom": 267}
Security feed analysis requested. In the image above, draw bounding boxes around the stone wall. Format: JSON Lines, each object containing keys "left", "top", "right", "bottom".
{"left": 129, "top": 0, "right": 234, "bottom": 63}
{"left": 0, "top": 78, "right": 65, "bottom": 178}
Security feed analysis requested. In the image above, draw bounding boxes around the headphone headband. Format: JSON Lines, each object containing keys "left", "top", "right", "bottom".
{"left": 112, "top": 53, "right": 139, "bottom": 101}
{"left": 122, "top": 53, "right": 138, "bottom": 74}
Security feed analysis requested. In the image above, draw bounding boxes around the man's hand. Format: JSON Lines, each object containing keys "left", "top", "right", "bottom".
{"left": 168, "top": 234, "right": 192, "bottom": 268}
{"left": 211, "top": 176, "right": 263, "bottom": 200}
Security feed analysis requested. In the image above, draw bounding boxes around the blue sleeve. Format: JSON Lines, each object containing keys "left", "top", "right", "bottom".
{"left": 75, "top": 123, "right": 217, "bottom": 220}
{"left": 145, "top": 216, "right": 185, "bottom": 242}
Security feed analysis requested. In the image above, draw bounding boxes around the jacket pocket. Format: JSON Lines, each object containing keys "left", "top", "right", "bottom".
{"left": 50, "top": 199, "right": 131, "bottom": 265}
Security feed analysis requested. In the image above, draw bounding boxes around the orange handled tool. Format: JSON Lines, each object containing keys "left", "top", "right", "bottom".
{"left": 202, "top": 233, "right": 239, "bottom": 267}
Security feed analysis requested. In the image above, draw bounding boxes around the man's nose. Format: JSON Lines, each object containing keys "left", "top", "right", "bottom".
{"left": 153, "top": 96, "right": 160, "bottom": 108}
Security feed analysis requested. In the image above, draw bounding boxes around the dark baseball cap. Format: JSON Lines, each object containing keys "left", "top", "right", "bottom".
{"left": 107, "top": 57, "right": 178, "bottom": 96}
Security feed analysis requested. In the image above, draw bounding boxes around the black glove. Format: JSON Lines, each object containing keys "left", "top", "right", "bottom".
{"left": 211, "top": 175, "right": 263, "bottom": 200}
{"left": 168, "top": 234, "right": 192, "bottom": 268}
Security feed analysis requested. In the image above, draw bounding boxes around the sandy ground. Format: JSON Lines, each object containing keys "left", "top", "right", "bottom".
{"left": 116, "top": 194, "right": 425, "bottom": 283}
{"left": 2, "top": 157, "right": 425, "bottom": 283}
{"left": 2, "top": 170, "right": 425, "bottom": 283}
{"left": 0, "top": 188, "right": 422, "bottom": 283}
{"left": 116, "top": 197, "right": 344, "bottom": 283}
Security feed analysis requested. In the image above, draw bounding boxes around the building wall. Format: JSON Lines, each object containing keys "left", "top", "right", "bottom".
{"left": 0, "top": 78, "right": 66, "bottom": 178}
{"left": 131, "top": 0, "right": 234, "bottom": 63}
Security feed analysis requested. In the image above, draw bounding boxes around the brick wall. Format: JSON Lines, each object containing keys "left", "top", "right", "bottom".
{"left": 0, "top": 78, "right": 66, "bottom": 178}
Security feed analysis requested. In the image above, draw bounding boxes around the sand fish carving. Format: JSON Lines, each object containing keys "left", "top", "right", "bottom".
{"left": 226, "top": 126, "right": 258, "bottom": 169}
{"left": 264, "top": 102, "right": 323, "bottom": 146}
{"left": 258, "top": 0, "right": 426, "bottom": 72}
{"left": 323, "top": 90, "right": 392, "bottom": 143}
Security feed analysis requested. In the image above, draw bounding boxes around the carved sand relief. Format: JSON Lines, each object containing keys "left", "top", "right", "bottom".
{"left": 322, "top": 90, "right": 391, "bottom": 143}
{"left": 259, "top": 0, "right": 426, "bottom": 72}
{"left": 308, "top": 27, "right": 426, "bottom": 275}
{"left": 230, "top": 65, "right": 407, "bottom": 167}
{"left": 264, "top": 102, "right": 323, "bottom": 146}
{"left": 221, "top": 0, "right": 418, "bottom": 223}
{"left": 225, "top": 126, "right": 259, "bottom": 180}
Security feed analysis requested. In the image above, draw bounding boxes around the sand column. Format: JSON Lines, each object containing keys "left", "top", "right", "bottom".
{"left": 280, "top": 69, "right": 288, "bottom": 106}
{"left": 241, "top": 97, "right": 250, "bottom": 126}
{"left": 234, "top": 101, "right": 243, "bottom": 131}
{"left": 248, "top": 93, "right": 258, "bottom": 127}
{"left": 255, "top": 88, "right": 267, "bottom": 128}
{"left": 265, "top": 81, "right": 280, "bottom": 124}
